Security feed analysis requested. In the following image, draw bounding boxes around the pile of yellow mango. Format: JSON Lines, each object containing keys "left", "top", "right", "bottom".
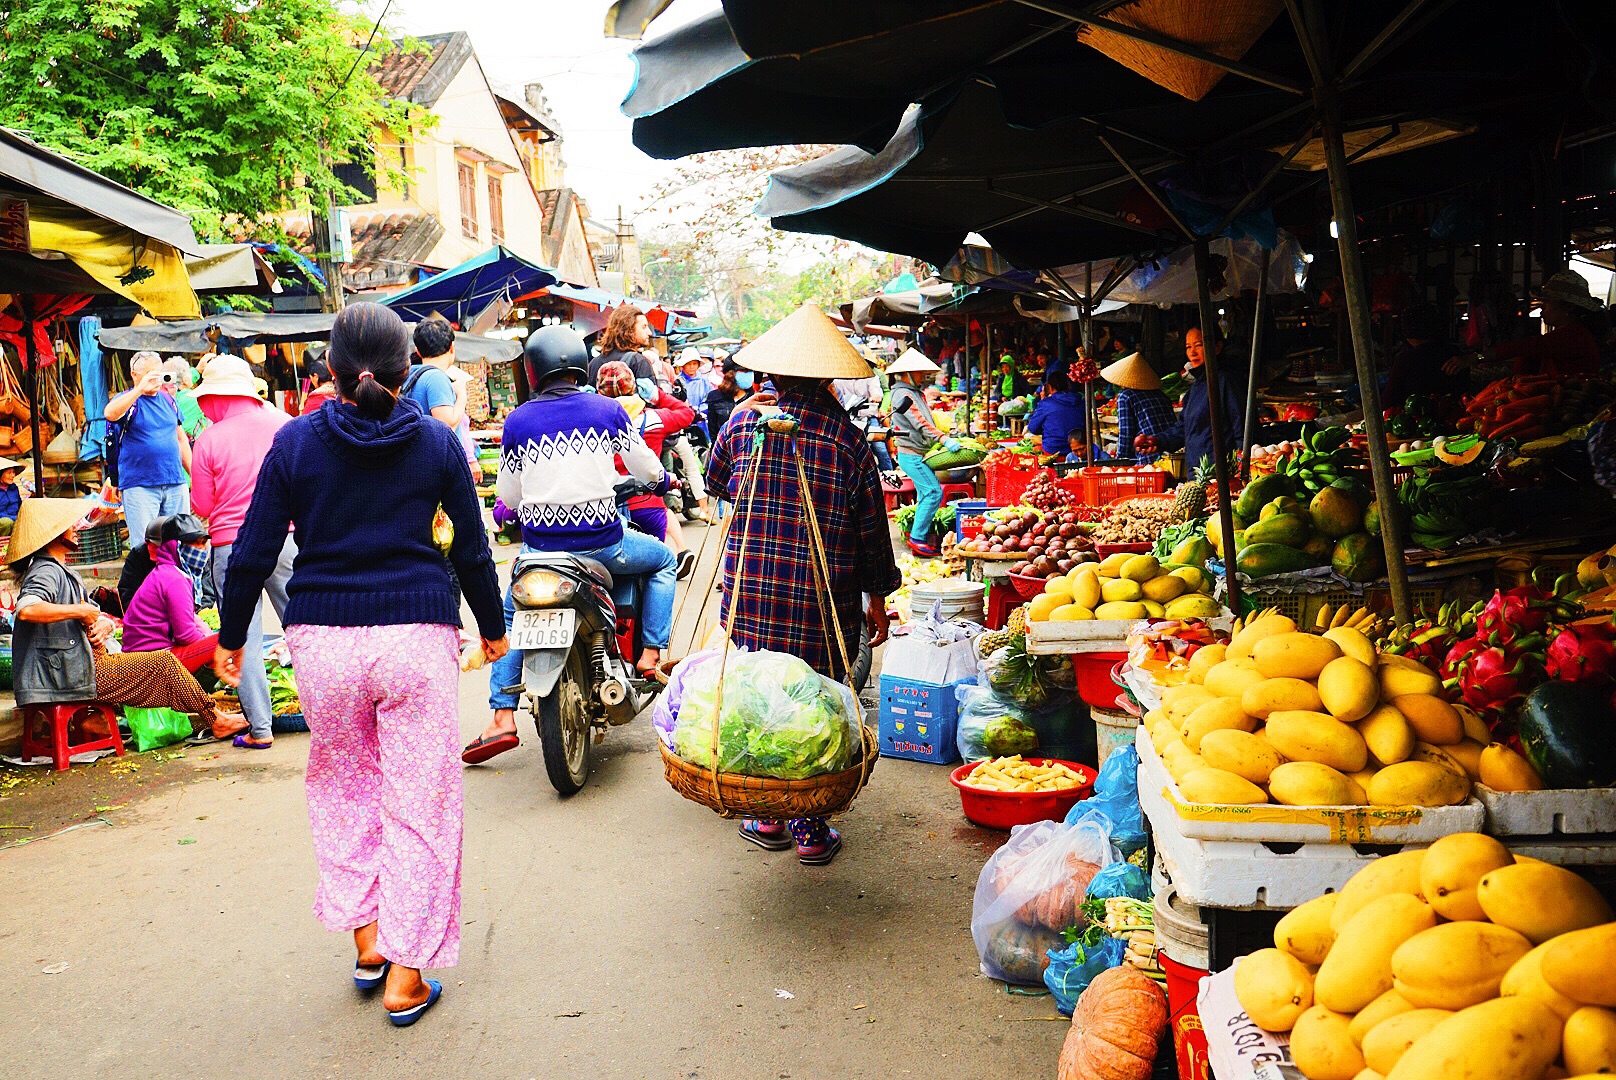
{"left": 1143, "top": 612, "right": 1544, "bottom": 809}
{"left": 1026, "top": 552, "right": 1222, "bottom": 623}
{"left": 1233, "top": 833, "right": 1615, "bottom": 1079}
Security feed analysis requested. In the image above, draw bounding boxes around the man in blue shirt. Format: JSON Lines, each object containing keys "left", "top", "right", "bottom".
{"left": 1026, "top": 371, "right": 1088, "bottom": 457}
{"left": 106, "top": 351, "right": 191, "bottom": 548}
{"left": 404, "top": 318, "right": 465, "bottom": 429}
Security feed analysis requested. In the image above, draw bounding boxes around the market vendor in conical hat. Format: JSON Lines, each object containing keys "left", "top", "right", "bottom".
{"left": 1102, "top": 351, "right": 1183, "bottom": 463}
{"left": 704, "top": 303, "right": 902, "bottom": 867}
{"left": 885, "top": 346, "right": 955, "bottom": 556}
{"left": 8, "top": 498, "right": 242, "bottom": 741}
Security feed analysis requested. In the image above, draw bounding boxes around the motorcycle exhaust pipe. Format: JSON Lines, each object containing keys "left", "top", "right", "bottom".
{"left": 597, "top": 678, "right": 628, "bottom": 706}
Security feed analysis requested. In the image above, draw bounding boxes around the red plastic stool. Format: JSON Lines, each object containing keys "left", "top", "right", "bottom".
{"left": 882, "top": 477, "right": 916, "bottom": 512}
{"left": 18, "top": 703, "right": 125, "bottom": 772}
{"left": 984, "top": 579, "right": 1021, "bottom": 630}
{"left": 939, "top": 481, "right": 977, "bottom": 504}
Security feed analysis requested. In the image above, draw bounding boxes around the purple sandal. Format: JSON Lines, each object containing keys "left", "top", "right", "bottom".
{"left": 738, "top": 820, "right": 793, "bottom": 851}
{"left": 233, "top": 735, "right": 274, "bottom": 750}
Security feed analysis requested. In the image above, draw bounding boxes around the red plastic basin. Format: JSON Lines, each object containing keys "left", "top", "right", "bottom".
{"left": 1072, "top": 650, "right": 1129, "bottom": 709}
{"left": 949, "top": 757, "right": 1098, "bottom": 830}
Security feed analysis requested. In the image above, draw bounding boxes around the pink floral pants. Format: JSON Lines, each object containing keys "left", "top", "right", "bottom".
{"left": 286, "top": 623, "right": 464, "bottom": 969}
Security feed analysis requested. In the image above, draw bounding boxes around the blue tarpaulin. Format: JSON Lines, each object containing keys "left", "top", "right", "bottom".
{"left": 383, "top": 246, "right": 558, "bottom": 328}
{"left": 77, "top": 315, "right": 108, "bottom": 460}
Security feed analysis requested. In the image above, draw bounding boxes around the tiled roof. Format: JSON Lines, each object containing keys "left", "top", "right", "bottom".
{"left": 285, "top": 210, "right": 445, "bottom": 290}
{"left": 369, "top": 32, "right": 472, "bottom": 108}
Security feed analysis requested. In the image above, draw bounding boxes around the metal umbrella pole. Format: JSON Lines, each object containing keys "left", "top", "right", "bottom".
{"left": 1193, "top": 239, "right": 1242, "bottom": 616}
{"left": 1082, "top": 262, "right": 1095, "bottom": 465}
{"left": 1241, "top": 247, "right": 1271, "bottom": 482}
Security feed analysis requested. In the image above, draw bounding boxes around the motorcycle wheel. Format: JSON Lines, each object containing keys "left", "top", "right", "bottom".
{"left": 537, "top": 648, "right": 592, "bottom": 795}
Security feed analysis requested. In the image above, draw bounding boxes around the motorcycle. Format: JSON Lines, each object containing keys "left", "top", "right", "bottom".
{"left": 661, "top": 428, "right": 708, "bottom": 521}
{"left": 505, "top": 481, "right": 660, "bottom": 795}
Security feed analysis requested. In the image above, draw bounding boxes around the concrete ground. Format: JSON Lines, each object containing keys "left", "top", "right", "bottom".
{"left": 0, "top": 520, "right": 1068, "bottom": 1079}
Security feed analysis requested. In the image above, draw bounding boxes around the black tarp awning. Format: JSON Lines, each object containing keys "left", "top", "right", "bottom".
{"left": 98, "top": 313, "right": 336, "bottom": 353}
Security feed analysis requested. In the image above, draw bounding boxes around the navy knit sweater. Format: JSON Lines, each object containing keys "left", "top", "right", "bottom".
{"left": 218, "top": 397, "right": 505, "bottom": 650}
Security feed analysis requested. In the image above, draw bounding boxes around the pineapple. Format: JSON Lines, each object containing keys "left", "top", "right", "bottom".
{"left": 1172, "top": 456, "right": 1214, "bottom": 521}
{"left": 1007, "top": 605, "right": 1030, "bottom": 635}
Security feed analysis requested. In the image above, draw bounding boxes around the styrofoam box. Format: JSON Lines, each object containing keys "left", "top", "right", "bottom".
{"left": 1141, "top": 771, "right": 1430, "bottom": 909}
{"left": 1474, "top": 783, "right": 1616, "bottom": 837}
{"left": 1137, "top": 728, "right": 1484, "bottom": 845}
{"left": 1498, "top": 836, "right": 1616, "bottom": 866}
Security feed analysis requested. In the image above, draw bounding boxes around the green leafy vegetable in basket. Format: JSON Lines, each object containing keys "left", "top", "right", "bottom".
{"left": 673, "top": 650, "right": 861, "bottom": 779}
{"left": 267, "top": 661, "right": 301, "bottom": 715}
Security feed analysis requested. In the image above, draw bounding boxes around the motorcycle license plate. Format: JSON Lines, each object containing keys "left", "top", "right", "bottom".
{"left": 509, "top": 608, "right": 576, "bottom": 650}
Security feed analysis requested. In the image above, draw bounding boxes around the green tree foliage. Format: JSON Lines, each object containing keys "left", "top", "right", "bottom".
{"left": 0, "top": 0, "right": 421, "bottom": 239}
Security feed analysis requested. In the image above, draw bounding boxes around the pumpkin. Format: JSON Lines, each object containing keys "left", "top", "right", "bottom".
{"left": 1058, "top": 966, "right": 1169, "bottom": 1080}
{"left": 983, "top": 919, "right": 1065, "bottom": 985}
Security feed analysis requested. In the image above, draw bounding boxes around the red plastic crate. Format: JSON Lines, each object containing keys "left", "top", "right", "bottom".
{"left": 1076, "top": 466, "right": 1169, "bottom": 505}
{"left": 984, "top": 454, "right": 1047, "bottom": 504}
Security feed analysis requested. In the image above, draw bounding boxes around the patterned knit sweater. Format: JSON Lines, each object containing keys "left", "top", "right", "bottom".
{"left": 497, "top": 385, "right": 665, "bottom": 550}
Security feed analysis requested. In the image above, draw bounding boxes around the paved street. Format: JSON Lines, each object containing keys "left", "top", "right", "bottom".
{"left": 0, "top": 522, "right": 1066, "bottom": 1079}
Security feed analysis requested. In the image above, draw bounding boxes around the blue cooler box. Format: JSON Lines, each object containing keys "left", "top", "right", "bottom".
{"left": 878, "top": 674, "right": 964, "bottom": 764}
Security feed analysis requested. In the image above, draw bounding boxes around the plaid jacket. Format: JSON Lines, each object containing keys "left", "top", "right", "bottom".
{"left": 706, "top": 385, "right": 902, "bottom": 678}
{"left": 1114, "top": 388, "right": 1183, "bottom": 459}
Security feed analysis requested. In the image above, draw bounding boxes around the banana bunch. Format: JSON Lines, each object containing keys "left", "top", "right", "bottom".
{"left": 1271, "top": 426, "right": 1362, "bottom": 496}
{"left": 1311, "top": 602, "right": 1382, "bottom": 636}
{"left": 1397, "top": 471, "right": 1489, "bottom": 550}
{"left": 1229, "top": 606, "right": 1285, "bottom": 635}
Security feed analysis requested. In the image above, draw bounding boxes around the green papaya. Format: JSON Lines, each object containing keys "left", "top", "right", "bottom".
{"left": 1236, "top": 542, "right": 1320, "bottom": 577}
{"left": 1233, "top": 473, "right": 1296, "bottom": 522}
{"left": 1331, "top": 532, "right": 1385, "bottom": 583}
{"left": 1260, "top": 496, "right": 1308, "bottom": 522}
{"left": 1302, "top": 534, "right": 1334, "bottom": 560}
{"left": 1363, "top": 499, "right": 1383, "bottom": 537}
{"left": 1243, "top": 512, "right": 1311, "bottom": 549}
{"left": 1169, "top": 536, "right": 1213, "bottom": 568}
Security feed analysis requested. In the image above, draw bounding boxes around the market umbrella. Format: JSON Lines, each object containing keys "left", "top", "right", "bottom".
{"left": 97, "top": 312, "right": 338, "bottom": 354}
{"left": 383, "top": 246, "right": 558, "bottom": 331}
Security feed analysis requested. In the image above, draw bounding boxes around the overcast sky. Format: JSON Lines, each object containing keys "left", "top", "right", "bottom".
{"left": 385, "top": 0, "right": 717, "bottom": 222}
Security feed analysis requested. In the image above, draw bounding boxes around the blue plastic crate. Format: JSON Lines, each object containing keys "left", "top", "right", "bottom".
{"left": 954, "top": 500, "right": 999, "bottom": 543}
{"left": 878, "top": 674, "right": 964, "bottom": 764}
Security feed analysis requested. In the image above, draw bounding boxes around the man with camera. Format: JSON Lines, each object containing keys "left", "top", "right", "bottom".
{"left": 106, "top": 350, "right": 192, "bottom": 547}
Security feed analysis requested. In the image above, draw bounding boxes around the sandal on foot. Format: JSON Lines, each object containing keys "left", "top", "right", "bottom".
{"left": 461, "top": 732, "right": 518, "bottom": 765}
{"left": 738, "top": 820, "right": 793, "bottom": 851}
{"left": 354, "top": 960, "right": 391, "bottom": 992}
{"left": 387, "top": 979, "right": 442, "bottom": 1027}
{"left": 233, "top": 735, "right": 274, "bottom": 750}
{"left": 797, "top": 831, "right": 843, "bottom": 866}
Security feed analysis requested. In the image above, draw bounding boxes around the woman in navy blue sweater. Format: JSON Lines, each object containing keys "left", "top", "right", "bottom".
{"left": 214, "top": 303, "right": 507, "bottom": 1027}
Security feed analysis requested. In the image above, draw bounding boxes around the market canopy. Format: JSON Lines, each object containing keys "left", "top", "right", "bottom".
{"left": 382, "top": 245, "right": 558, "bottom": 332}
{"left": 306, "top": 332, "right": 522, "bottom": 366}
{"left": 97, "top": 312, "right": 336, "bottom": 353}
{"left": 0, "top": 126, "right": 200, "bottom": 317}
{"left": 184, "top": 244, "right": 279, "bottom": 293}
{"left": 536, "top": 281, "right": 695, "bottom": 335}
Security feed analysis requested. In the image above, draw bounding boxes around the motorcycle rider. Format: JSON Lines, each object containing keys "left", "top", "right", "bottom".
{"left": 464, "top": 326, "right": 677, "bottom": 765}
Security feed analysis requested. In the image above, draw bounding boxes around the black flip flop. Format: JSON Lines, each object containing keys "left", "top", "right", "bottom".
{"left": 461, "top": 732, "right": 519, "bottom": 765}
{"left": 676, "top": 550, "right": 697, "bottom": 580}
{"left": 738, "top": 821, "right": 793, "bottom": 851}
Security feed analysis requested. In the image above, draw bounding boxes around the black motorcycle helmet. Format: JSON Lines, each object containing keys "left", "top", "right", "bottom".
{"left": 523, "top": 325, "right": 590, "bottom": 390}
{"left": 144, "top": 513, "right": 209, "bottom": 546}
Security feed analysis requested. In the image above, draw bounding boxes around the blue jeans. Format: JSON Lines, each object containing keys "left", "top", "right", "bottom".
{"left": 122, "top": 483, "right": 189, "bottom": 551}
{"left": 488, "top": 533, "right": 679, "bottom": 710}
{"left": 896, "top": 453, "right": 943, "bottom": 542}
{"left": 212, "top": 535, "right": 296, "bottom": 740}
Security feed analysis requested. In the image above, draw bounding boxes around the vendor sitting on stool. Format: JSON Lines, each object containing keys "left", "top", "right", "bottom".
{"left": 9, "top": 499, "right": 245, "bottom": 745}
{"left": 886, "top": 347, "right": 954, "bottom": 558}
{"left": 1102, "top": 351, "right": 1182, "bottom": 463}
{"left": 121, "top": 514, "right": 219, "bottom": 679}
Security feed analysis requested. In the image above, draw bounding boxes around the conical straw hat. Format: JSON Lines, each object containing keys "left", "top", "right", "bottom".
{"left": 884, "top": 347, "right": 942, "bottom": 376}
{"left": 0, "top": 456, "right": 22, "bottom": 473}
{"left": 733, "top": 303, "right": 873, "bottom": 380}
{"left": 6, "top": 497, "right": 95, "bottom": 563}
{"left": 1101, "top": 352, "right": 1161, "bottom": 390}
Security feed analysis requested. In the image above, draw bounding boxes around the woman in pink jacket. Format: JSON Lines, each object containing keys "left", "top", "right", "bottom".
{"left": 121, "top": 516, "right": 217, "bottom": 673}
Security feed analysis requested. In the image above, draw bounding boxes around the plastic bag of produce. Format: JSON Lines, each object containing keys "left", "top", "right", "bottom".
{"left": 1085, "top": 860, "right": 1152, "bottom": 902}
{"left": 671, "top": 649, "right": 862, "bottom": 779}
{"left": 1044, "top": 931, "right": 1127, "bottom": 1015}
{"left": 1066, "top": 743, "right": 1145, "bottom": 854}
{"left": 652, "top": 646, "right": 733, "bottom": 751}
{"left": 955, "top": 682, "right": 1041, "bottom": 761}
{"left": 972, "top": 816, "right": 1118, "bottom": 983}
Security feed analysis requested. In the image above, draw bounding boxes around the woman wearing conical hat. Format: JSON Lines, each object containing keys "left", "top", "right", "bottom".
{"left": 1103, "top": 352, "right": 1183, "bottom": 463}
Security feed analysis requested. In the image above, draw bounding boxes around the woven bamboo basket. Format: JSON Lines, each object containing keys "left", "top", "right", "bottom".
{"left": 659, "top": 722, "right": 879, "bottom": 820}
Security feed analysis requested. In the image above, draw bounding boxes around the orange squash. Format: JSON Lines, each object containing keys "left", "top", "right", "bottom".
{"left": 1059, "top": 966, "right": 1170, "bottom": 1080}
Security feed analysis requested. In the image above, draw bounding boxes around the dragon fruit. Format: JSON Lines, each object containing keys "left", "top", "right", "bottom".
{"left": 1476, "top": 587, "right": 1552, "bottom": 642}
{"left": 1458, "top": 644, "right": 1543, "bottom": 711}
{"left": 1545, "top": 619, "right": 1616, "bottom": 686}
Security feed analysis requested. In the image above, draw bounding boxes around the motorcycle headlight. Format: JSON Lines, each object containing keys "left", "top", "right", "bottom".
{"left": 512, "top": 568, "right": 575, "bottom": 606}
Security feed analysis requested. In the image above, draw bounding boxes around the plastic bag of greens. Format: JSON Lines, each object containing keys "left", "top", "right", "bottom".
{"left": 1044, "top": 930, "right": 1127, "bottom": 1015}
{"left": 652, "top": 646, "right": 731, "bottom": 751}
{"left": 1085, "top": 859, "right": 1152, "bottom": 902}
{"left": 672, "top": 650, "right": 861, "bottom": 779}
